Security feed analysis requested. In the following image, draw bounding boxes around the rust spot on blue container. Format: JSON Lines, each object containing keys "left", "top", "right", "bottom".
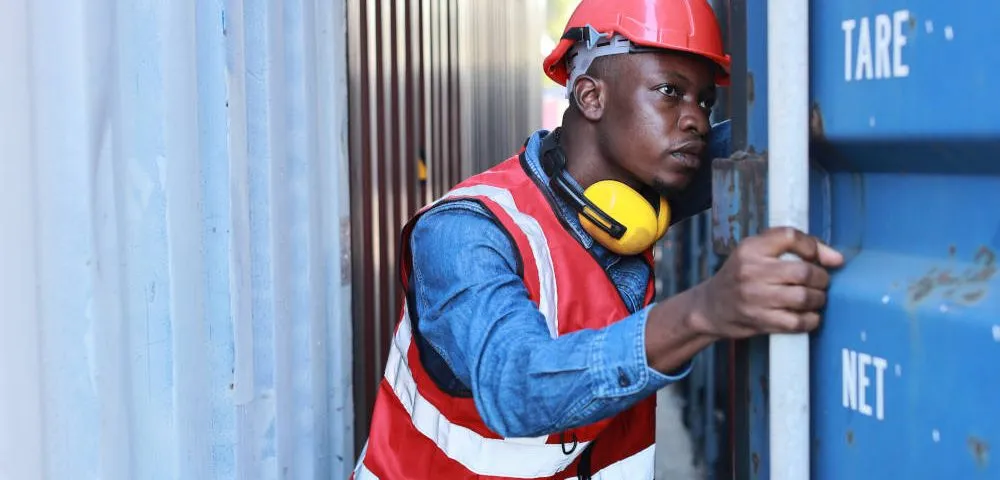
{"left": 968, "top": 436, "right": 990, "bottom": 468}
{"left": 910, "top": 277, "right": 934, "bottom": 303}
{"left": 969, "top": 246, "right": 997, "bottom": 281}
{"left": 810, "top": 103, "right": 825, "bottom": 139}
{"left": 905, "top": 245, "right": 996, "bottom": 309}
{"left": 963, "top": 290, "right": 986, "bottom": 302}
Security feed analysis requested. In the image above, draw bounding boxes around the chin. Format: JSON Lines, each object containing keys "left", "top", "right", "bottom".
{"left": 651, "top": 172, "right": 693, "bottom": 195}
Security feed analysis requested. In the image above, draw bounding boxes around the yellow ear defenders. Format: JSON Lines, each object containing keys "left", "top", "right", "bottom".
{"left": 539, "top": 129, "right": 671, "bottom": 256}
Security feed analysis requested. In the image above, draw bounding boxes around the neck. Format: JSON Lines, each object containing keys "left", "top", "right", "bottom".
{"left": 559, "top": 118, "right": 642, "bottom": 191}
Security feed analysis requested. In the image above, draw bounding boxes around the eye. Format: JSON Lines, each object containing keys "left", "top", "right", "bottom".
{"left": 655, "top": 84, "right": 679, "bottom": 97}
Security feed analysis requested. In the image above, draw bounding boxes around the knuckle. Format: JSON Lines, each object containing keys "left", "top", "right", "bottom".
{"left": 792, "top": 316, "right": 807, "bottom": 332}
{"left": 780, "top": 226, "right": 802, "bottom": 241}
{"left": 769, "top": 226, "right": 795, "bottom": 236}
{"left": 816, "top": 292, "right": 828, "bottom": 309}
{"left": 806, "top": 237, "right": 820, "bottom": 257}
{"left": 815, "top": 269, "right": 831, "bottom": 288}
{"left": 798, "top": 313, "right": 817, "bottom": 332}
{"left": 794, "top": 317, "right": 809, "bottom": 332}
{"left": 779, "top": 314, "right": 801, "bottom": 332}
{"left": 734, "top": 244, "right": 755, "bottom": 262}
{"left": 736, "top": 265, "right": 754, "bottom": 283}
{"left": 794, "top": 287, "right": 810, "bottom": 307}
{"left": 795, "top": 264, "right": 813, "bottom": 284}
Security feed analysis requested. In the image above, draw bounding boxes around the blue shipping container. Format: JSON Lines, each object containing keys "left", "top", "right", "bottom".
{"left": 712, "top": 0, "right": 1000, "bottom": 478}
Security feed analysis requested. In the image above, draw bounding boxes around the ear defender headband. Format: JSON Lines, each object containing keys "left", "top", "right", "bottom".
{"left": 540, "top": 129, "right": 671, "bottom": 256}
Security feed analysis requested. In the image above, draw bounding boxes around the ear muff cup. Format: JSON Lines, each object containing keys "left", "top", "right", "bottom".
{"left": 654, "top": 195, "right": 670, "bottom": 239}
{"left": 578, "top": 180, "right": 672, "bottom": 256}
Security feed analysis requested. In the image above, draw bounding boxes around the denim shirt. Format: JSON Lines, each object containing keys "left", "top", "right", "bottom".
{"left": 407, "top": 121, "right": 731, "bottom": 438}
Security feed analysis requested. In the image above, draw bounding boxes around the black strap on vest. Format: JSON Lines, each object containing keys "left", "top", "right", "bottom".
{"left": 576, "top": 442, "right": 594, "bottom": 480}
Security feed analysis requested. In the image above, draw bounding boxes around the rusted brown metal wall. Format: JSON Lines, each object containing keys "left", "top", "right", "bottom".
{"left": 459, "top": 1, "right": 544, "bottom": 175}
{"left": 346, "top": 0, "right": 544, "bottom": 451}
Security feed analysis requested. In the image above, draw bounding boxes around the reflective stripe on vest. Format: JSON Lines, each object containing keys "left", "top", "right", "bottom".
{"left": 433, "top": 185, "right": 560, "bottom": 337}
{"left": 354, "top": 457, "right": 376, "bottom": 480}
{"left": 356, "top": 437, "right": 655, "bottom": 480}
{"left": 565, "top": 444, "right": 655, "bottom": 480}
{"left": 381, "top": 307, "right": 588, "bottom": 477}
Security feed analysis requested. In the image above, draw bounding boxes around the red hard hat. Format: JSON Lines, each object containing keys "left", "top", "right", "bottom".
{"left": 543, "top": 0, "right": 732, "bottom": 86}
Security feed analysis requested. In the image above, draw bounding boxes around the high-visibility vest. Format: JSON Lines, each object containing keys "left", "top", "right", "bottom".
{"left": 353, "top": 154, "right": 658, "bottom": 479}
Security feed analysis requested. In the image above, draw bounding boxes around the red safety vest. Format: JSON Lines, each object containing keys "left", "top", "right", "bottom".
{"left": 353, "top": 155, "right": 658, "bottom": 479}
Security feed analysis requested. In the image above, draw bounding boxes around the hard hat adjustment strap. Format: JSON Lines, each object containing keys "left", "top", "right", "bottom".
{"left": 561, "top": 24, "right": 610, "bottom": 50}
{"left": 564, "top": 26, "right": 634, "bottom": 100}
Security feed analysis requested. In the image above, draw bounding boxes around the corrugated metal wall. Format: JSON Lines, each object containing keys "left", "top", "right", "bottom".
{"left": 0, "top": 0, "right": 355, "bottom": 478}
{"left": 347, "top": 0, "right": 544, "bottom": 449}
{"left": 460, "top": 1, "right": 545, "bottom": 174}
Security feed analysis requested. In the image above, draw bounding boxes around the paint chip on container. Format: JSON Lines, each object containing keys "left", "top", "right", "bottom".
{"left": 860, "top": 331, "right": 867, "bottom": 342}
{"left": 940, "top": 304, "right": 949, "bottom": 313}
{"left": 882, "top": 295, "right": 890, "bottom": 304}
{"left": 925, "top": 20, "right": 934, "bottom": 33}
{"left": 992, "top": 325, "right": 1000, "bottom": 342}
{"left": 895, "top": 364, "right": 902, "bottom": 377}
{"left": 869, "top": 117, "right": 876, "bottom": 127}
{"left": 945, "top": 26, "right": 954, "bottom": 40}
{"left": 932, "top": 430, "right": 941, "bottom": 443}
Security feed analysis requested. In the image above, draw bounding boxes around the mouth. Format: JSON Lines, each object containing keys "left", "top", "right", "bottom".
{"left": 669, "top": 142, "right": 706, "bottom": 170}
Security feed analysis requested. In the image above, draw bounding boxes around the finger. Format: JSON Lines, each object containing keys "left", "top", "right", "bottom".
{"left": 758, "top": 227, "right": 846, "bottom": 269}
{"left": 767, "top": 260, "right": 832, "bottom": 289}
{"left": 817, "top": 241, "right": 845, "bottom": 268}
{"left": 763, "top": 285, "right": 828, "bottom": 312}
{"left": 755, "top": 227, "right": 819, "bottom": 262}
{"left": 760, "top": 309, "right": 822, "bottom": 334}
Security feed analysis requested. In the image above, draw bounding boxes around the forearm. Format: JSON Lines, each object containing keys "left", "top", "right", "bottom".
{"left": 470, "top": 307, "right": 689, "bottom": 438}
{"left": 644, "top": 282, "right": 719, "bottom": 374}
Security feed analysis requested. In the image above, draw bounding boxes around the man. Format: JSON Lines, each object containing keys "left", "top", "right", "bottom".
{"left": 353, "top": 0, "right": 844, "bottom": 478}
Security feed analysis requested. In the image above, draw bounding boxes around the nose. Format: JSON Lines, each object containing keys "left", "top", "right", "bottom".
{"left": 678, "top": 102, "right": 710, "bottom": 138}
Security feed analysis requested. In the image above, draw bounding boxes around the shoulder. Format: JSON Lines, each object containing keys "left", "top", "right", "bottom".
{"left": 409, "top": 198, "right": 521, "bottom": 275}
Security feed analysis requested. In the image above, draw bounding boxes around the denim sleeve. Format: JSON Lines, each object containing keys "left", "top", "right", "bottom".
{"left": 409, "top": 200, "right": 692, "bottom": 438}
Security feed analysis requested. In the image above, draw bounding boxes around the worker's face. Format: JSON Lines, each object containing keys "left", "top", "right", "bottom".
{"left": 597, "top": 52, "right": 717, "bottom": 193}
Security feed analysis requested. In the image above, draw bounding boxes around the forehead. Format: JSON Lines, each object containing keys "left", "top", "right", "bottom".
{"left": 627, "top": 51, "right": 719, "bottom": 88}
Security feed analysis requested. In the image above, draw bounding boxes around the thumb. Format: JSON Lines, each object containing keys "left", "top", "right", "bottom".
{"left": 817, "top": 242, "right": 845, "bottom": 268}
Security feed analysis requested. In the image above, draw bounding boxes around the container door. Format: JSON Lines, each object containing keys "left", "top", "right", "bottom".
{"left": 810, "top": 1, "right": 1000, "bottom": 478}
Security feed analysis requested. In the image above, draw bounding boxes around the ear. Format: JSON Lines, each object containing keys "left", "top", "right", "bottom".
{"left": 571, "top": 75, "right": 606, "bottom": 121}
